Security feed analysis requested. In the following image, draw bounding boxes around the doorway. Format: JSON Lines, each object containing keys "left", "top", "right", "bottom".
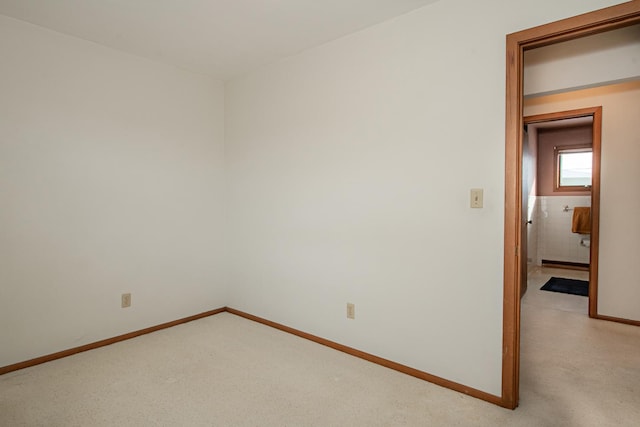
{"left": 501, "top": 1, "right": 640, "bottom": 410}
{"left": 522, "top": 107, "right": 601, "bottom": 318}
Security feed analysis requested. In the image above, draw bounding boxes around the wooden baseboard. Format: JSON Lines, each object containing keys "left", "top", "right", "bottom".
{"left": 592, "top": 313, "right": 640, "bottom": 327}
{"left": 225, "top": 307, "right": 504, "bottom": 407}
{"left": 1, "top": 306, "right": 505, "bottom": 408}
{"left": 0, "top": 308, "right": 226, "bottom": 375}
{"left": 541, "top": 259, "right": 589, "bottom": 271}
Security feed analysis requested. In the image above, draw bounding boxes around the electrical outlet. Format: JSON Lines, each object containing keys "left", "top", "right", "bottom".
{"left": 347, "top": 303, "right": 355, "bottom": 319}
{"left": 121, "top": 293, "right": 131, "bottom": 308}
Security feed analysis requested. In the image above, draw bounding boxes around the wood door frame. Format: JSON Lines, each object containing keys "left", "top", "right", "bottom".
{"left": 502, "top": 0, "right": 640, "bottom": 410}
{"left": 523, "top": 107, "right": 602, "bottom": 316}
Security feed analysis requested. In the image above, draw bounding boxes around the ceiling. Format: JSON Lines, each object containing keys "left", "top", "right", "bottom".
{"left": 0, "top": 0, "right": 441, "bottom": 80}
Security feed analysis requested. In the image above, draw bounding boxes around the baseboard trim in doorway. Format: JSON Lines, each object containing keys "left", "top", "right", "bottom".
{"left": 0, "top": 307, "right": 226, "bottom": 375}
{"left": 593, "top": 314, "right": 640, "bottom": 327}
{"left": 225, "top": 307, "right": 504, "bottom": 407}
{"left": 541, "top": 259, "right": 589, "bottom": 271}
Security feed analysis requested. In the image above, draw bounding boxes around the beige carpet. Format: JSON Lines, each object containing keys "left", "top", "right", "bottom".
{"left": 1, "top": 276, "right": 639, "bottom": 426}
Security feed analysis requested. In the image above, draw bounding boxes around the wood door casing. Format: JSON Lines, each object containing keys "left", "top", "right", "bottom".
{"left": 502, "top": 0, "right": 640, "bottom": 410}
{"left": 523, "top": 107, "right": 601, "bottom": 312}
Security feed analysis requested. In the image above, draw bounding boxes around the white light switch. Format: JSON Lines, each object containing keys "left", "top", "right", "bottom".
{"left": 470, "top": 188, "right": 483, "bottom": 208}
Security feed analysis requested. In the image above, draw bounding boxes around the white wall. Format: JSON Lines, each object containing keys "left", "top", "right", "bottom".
{"left": 525, "top": 81, "right": 640, "bottom": 322}
{"left": 0, "top": 16, "right": 227, "bottom": 366}
{"left": 524, "top": 24, "right": 640, "bottom": 97}
{"left": 225, "top": 0, "right": 623, "bottom": 396}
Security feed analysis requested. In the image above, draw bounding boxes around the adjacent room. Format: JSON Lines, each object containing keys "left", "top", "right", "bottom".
{"left": 1, "top": 1, "right": 639, "bottom": 425}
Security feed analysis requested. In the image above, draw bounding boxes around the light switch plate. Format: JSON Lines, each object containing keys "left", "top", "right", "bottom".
{"left": 470, "top": 188, "right": 483, "bottom": 208}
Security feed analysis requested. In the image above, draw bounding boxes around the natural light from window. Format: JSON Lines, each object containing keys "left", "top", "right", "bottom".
{"left": 558, "top": 150, "right": 592, "bottom": 187}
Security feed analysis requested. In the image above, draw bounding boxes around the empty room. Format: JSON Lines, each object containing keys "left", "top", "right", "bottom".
{"left": 1, "top": 1, "right": 639, "bottom": 426}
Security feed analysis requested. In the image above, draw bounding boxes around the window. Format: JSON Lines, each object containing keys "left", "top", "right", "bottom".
{"left": 554, "top": 146, "right": 592, "bottom": 191}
